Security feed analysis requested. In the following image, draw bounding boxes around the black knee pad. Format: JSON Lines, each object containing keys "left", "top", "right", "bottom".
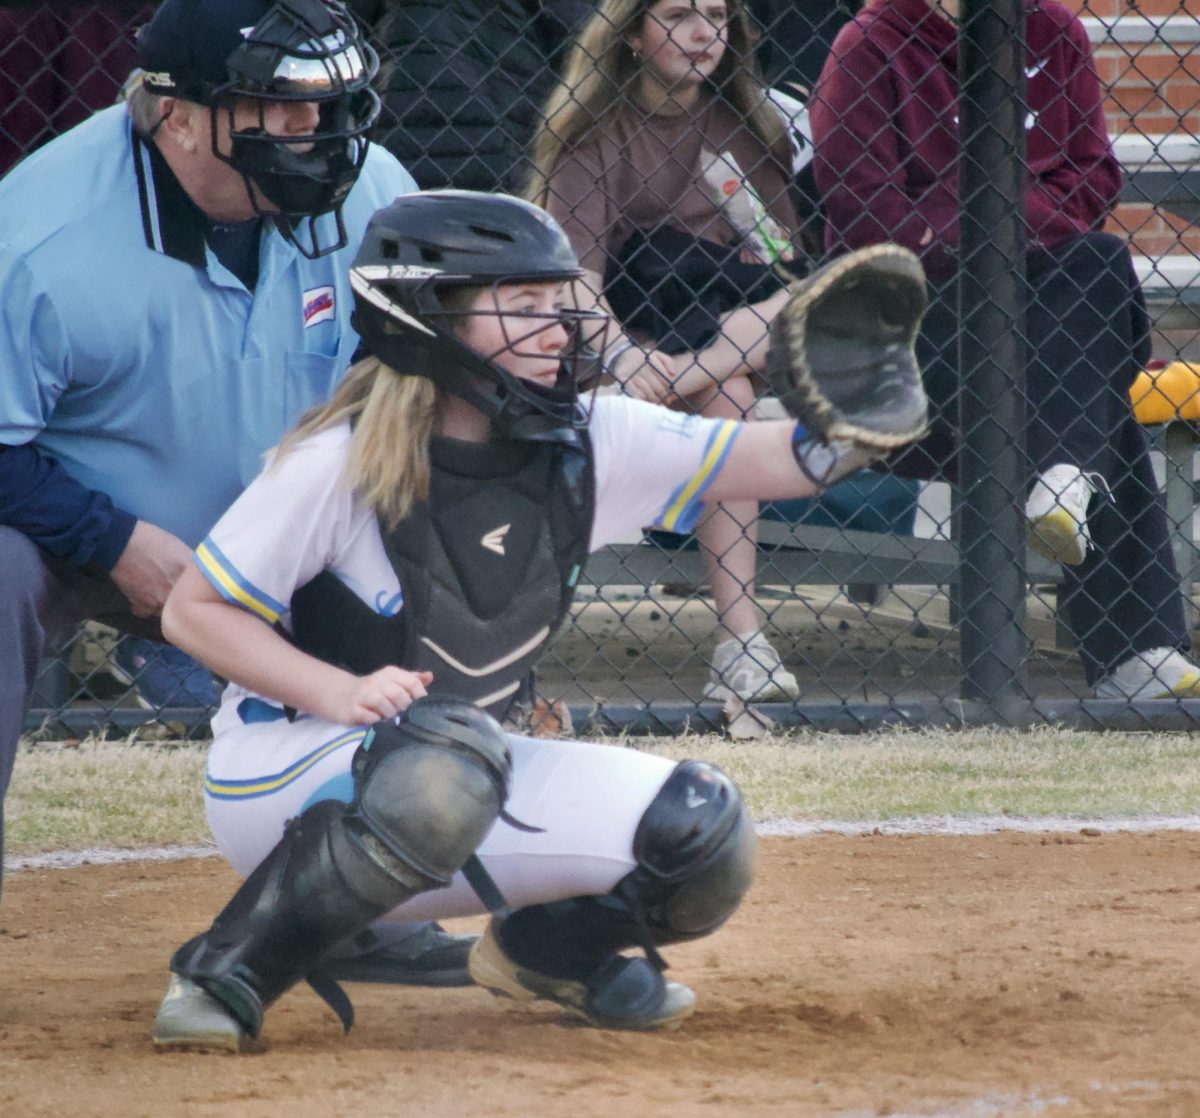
{"left": 493, "top": 763, "right": 754, "bottom": 981}
{"left": 346, "top": 696, "right": 513, "bottom": 893}
{"left": 618, "top": 759, "right": 757, "bottom": 943}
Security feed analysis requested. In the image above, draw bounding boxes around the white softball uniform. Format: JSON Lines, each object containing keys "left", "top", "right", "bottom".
{"left": 195, "top": 395, "right": 743, "bottom": 922}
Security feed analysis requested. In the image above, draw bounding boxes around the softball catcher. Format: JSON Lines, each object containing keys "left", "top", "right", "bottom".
{"left": 152, "top": 190, "right": 927, "bottom": 1050}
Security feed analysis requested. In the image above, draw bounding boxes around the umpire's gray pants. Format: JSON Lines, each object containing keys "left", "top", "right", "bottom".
{"left": 0, "top": 527, "right": 161, "bottom": 900}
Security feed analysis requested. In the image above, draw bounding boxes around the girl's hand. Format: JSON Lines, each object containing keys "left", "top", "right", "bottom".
{"left": 323, "top": 667, "right": 434, "bottom": 726}
{"left": 613, "top": 345, "right": 676, "bottom": 404}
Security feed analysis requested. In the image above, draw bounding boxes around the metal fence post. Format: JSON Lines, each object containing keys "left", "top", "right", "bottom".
{"left": 958, "top": 0, "right": 1029, "bottom": 713}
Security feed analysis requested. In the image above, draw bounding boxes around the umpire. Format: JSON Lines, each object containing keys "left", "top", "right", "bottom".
{"left": 0, "top": 0, "right": 471, "bottom": 986}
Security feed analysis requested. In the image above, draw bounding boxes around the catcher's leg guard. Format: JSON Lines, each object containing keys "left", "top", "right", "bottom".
{"left": 618, "top": 757, "right": 757, "bottom": 945}
{"left": 167, "top": 698, "right": 511, "bottom": 1039}
{"left": 470, "top": 760, "right": 754, "bottom": 1028}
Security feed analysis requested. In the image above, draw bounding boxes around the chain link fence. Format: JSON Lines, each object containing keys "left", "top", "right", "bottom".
{"left": 8, "top": 0, "right": 1200, "bottom": 736}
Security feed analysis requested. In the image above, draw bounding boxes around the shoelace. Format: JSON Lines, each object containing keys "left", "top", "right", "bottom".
{"left": 1081, "top": 470, "right": 1114, "bottom": 507}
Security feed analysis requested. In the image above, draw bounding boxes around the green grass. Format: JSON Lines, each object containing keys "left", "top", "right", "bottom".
{"left": 8, "top": 727, "right": 1200, "bottom": 857}
{"left": 640, "top": 727, "right": 1200, "bottom": 820}
{"left": 8, "top": 738, "right": 209, "bottom": 854}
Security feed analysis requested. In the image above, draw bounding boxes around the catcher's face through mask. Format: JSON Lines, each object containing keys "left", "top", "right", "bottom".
{"left": 457, "top": 283, "right": 572, "bottom": 389}
{"left": 447, "top": 281, "right": 608, "bottom": 411}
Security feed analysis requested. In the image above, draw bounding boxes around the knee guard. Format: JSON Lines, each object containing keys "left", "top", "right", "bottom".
{"left": 618, "top": 759, "right": 757, "bottom": 944}
{"left": 171, "top": 697, "right": 511, "bottom": 1036}
{"left": 496, "top": 760, "right": 755, "bottom": 980}
{"left": 347, "top": 696, "right": 512, "bottom": 893}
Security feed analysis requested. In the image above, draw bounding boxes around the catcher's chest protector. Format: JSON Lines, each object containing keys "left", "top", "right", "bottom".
{"left": 289, "top": 437, "right": 594, "bottom": 720}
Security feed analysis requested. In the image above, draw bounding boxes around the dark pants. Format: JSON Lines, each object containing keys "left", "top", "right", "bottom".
{"left": 892, "top": 232, "right": 1186, "bottom": 684}
{"left": 0, "top": 526, "right": 160, "bottom": 899}
{"left": 603, "top": 225, "right": 802, "bottom": 355}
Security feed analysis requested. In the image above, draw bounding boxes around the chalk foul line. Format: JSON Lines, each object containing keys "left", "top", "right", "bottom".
{"left": 8, "top": 815, "right": 1200, "bottom": 873}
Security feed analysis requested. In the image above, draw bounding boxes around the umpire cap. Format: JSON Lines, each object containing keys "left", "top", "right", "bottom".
{"left": 137, "top": 0, "right": 277, "bottom": 100}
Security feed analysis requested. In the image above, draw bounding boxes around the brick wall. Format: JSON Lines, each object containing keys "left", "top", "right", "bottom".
{"left": 1062, "top": 1, "right": 1200, "bottom": 258}
{"left": 1080, "top": 0, "right": 1200, "bottom": 132}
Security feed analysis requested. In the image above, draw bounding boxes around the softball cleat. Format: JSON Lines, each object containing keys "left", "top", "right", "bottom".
{"left": 312, "top": 922, "right": 477, "bottom": 988}
{"left": 469, "top": 918, "right": 695, "bottom": 1030}
{"left": 152, "top": 974, "right": 249, "bottom": 1054}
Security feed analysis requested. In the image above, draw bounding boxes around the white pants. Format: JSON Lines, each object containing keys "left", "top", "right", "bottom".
{"left": 203, "top": 714, "right": 677, "bottom": 923}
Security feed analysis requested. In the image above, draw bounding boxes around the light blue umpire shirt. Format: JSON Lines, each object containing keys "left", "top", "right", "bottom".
{"left": 0, "top": 104, "right": 417, "bottom": 548}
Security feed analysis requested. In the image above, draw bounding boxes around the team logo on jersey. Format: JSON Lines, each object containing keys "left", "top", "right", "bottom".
{"left": 481, "top": 524, "right": 511, "bottom": 556}
{"left": 303, "top": 286, "right": 336, "bottom": 327}
{"left": 374, "top": 590, "right": 404, "bottom": 618}
{"left": 658, "top": 413, "right": 699, "bottom": 438}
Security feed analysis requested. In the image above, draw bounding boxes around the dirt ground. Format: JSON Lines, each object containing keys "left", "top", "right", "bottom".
{"left": 537, "top": 583, "right": 1092, "bottom": 711}
{"left": 3, "top": 833, "right": 1200, "bottom": 1118}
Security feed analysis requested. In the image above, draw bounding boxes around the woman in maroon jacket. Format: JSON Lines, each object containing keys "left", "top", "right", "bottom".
{"left": 810, "top": 0, "right": 1200, "bottom": 701}
{"left": 813, "top": 0, "right": 1118, "bottom": 272}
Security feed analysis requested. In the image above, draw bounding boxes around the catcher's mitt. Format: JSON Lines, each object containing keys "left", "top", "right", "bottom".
{"left": 766, "top": 243, "right": 930, "bottom": 449}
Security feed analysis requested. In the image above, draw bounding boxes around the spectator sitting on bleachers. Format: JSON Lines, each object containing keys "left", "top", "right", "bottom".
{"left": 811, "top": 0, "right": 1200, "bottom": 699}
{"left": 526, "top": 0, "right": 818, "bottom": 703}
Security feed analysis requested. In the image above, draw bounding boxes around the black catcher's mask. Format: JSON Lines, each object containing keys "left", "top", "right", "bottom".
{"left": 349, "top": 191, "right": 609, "bottom": 444}
{"left": 141, "top": 0, "right": 380, "bottom": 258}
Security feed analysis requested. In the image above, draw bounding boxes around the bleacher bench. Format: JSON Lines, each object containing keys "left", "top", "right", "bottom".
{"left": 1081, "top": 14, "right": 1200, "bottom": 46}
{"left": 1088, "top": 11, "right": 1200, "bottom": 325}
{"left": 1116, "top": 131, "right": 1200, "bottom": 328}
{"left": 581, "top": 519, "right": 1063, "bottom": 592}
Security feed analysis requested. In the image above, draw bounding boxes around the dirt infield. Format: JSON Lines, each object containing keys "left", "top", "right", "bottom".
{"left": 3, "top": 833, "right": 1200, "bottom": 1118}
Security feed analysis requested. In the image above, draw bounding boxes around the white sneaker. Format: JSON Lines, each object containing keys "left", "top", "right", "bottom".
{"left": 1093, "top": 647, "right": 1200, "bottom": 700}
{"left": 703, "top": 631, "right": 799, "bottom": 702}
{"left": 1025, "top": 464, "right": 1105, "bottom": 566}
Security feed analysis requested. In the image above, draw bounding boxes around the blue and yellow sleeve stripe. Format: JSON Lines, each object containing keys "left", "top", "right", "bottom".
{"left": 654, "top": 419, "right": 741, "bottom": 535}
{"left": 195, "top": 537, "right": 288, "bottom": 624}
{"left": 204, "top": 728, "right": 367, "bottom": 801}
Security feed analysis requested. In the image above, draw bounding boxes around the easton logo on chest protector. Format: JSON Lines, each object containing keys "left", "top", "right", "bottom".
{"left": 481, "top": 524, "right": 511, "bottom": 556}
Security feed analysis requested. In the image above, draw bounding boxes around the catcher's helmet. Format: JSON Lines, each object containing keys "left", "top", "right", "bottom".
{"left": 138, "top": 0, "right": 380, "bottom": 258}
{"left": 350, "top": 191, "right": 607, "bottom": 443}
